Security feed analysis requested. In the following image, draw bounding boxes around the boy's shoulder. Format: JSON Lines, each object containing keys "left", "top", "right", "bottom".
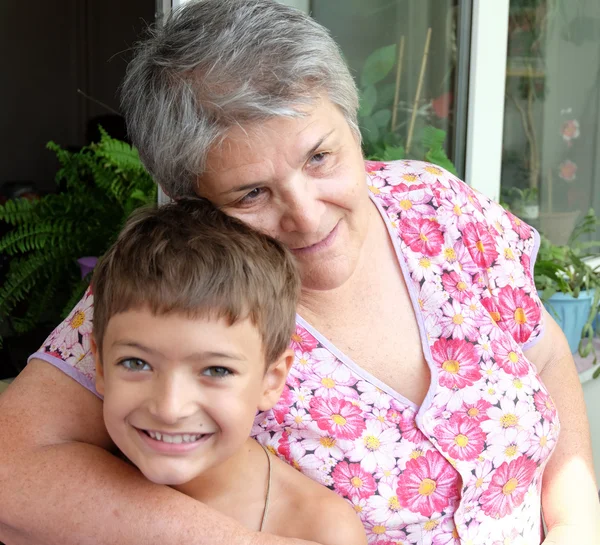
{"left": 267, "top": 454, "right": 367, "bottom": 545}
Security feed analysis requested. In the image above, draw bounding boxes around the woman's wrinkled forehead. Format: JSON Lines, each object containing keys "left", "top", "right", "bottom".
{"left": 198, "top": 98, "right": 352, "bottom": 195}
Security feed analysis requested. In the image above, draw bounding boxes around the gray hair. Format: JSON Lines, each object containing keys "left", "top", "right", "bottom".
{"left": 121, "top": 0, "right": 360, "bottom": 198}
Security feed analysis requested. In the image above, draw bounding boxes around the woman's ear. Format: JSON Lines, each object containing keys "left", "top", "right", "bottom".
{"left": 257, "top": 349, "right": 294, "bottom": 411}
{"left": 91, "top": 337, "right": 105, "bottom": 396}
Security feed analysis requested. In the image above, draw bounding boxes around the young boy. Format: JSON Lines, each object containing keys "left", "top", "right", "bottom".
{"left": 91, "top": 198, "right": 366, "bottom": 545}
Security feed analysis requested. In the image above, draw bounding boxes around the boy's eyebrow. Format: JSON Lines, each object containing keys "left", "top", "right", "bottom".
{"left": 113, "top": 341, "right": 247, "bottom": 363}
{"left": 222, "top": 129, "right": 335, "bottom": 196}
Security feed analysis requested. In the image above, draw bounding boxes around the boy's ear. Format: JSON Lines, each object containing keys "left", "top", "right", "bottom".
{"left": 91, "top": 336, "right": 105, "bottom": 396}
{"left": 257, "top": 348, "right": 294, "bottom": 411}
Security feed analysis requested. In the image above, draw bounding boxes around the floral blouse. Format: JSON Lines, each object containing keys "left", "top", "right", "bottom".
{"left": 31, "top": 160, "right": 559, "bottom": 545}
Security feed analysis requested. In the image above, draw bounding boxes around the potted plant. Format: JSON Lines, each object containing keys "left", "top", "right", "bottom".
{"left": 534, "top": 209, "right": 600, "bottom": 370}
{"left": 0, "top": 129, "right": 156, "bottom": 349}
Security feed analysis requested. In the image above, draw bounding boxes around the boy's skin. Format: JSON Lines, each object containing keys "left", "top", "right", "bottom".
{"left": 93, "top": 308, "right": 367, "bottom": 545}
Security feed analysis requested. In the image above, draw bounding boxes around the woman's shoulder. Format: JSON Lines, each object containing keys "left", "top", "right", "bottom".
{"left": 266, "top": 454, "right": 367, "bottom": 545}
{"left": 364, "top": 159, "right": 459, "bottom": 191}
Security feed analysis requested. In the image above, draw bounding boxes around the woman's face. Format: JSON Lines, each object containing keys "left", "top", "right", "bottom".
{"left": 199, "top": 98, "right": 371, "bottom": 292}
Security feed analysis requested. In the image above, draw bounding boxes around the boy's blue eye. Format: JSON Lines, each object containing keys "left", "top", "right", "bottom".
{"left": 119, "top": 358, "right": 151, "bottom": 372}
{"left": 202, "top": 366, "right": 231, "bottom": 378}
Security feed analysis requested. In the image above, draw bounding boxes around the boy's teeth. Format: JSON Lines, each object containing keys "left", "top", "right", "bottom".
{"left": 147, "top": 431, "right": 202, "bottom": 443}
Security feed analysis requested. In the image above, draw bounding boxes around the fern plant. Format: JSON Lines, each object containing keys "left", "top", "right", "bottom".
{"left": 0, "top": 129, "right": 157, "bottom": 345}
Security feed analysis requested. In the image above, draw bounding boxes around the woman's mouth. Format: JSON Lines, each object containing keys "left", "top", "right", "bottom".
{"left": 291, "top": 221, "right": 340, "bottom": 256}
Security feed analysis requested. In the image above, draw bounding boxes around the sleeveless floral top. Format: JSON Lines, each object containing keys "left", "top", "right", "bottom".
{"left": 32, "top": 160, "right": 559, "bottom": 545}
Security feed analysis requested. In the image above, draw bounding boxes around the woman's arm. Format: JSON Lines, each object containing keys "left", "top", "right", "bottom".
{"left": 524, "top": 309, "right": 600, "bottom": 544}
{"left": 0, "top": 360, "right": 317, "bottom": 545}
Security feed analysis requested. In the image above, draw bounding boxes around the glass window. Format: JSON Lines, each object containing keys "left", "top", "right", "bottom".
{"left": 501, "top": 0, "right": 600, "bottom": 245}
{"left": 311, "top": 0, "right": 469, "bottom": 175}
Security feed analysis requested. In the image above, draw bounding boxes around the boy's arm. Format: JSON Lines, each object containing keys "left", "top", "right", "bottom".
{"left": 0, "top": 360, "right": 317, "bottom": 545}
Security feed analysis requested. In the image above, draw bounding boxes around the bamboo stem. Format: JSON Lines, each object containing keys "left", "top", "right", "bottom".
{"left": 526, "top": 64, "right": 539, "bottom": 189}
{"left": 391, "top": 35, "right": 405, "bottom": 133}
{"left": 547, "top": 168, "right": 553, "bottom": 214}
{"left": 406, "top": 28, "right": 432, "bottom": 154}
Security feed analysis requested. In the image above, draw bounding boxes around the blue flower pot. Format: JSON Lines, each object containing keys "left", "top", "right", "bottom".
{"left": 539, "top": 289, "right": 595, "bottom": 354}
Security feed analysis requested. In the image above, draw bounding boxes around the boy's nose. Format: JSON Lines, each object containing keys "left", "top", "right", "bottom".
{"left": 149, "top": 375, "right": 199, "bottom": 425}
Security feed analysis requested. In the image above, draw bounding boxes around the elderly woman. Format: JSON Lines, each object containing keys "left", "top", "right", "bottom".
{"left": 0, "top": 1, "right": 598, "bottom": 544}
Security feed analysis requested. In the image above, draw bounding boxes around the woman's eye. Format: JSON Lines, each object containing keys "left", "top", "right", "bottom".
{"left": 239, "top": 187, "right": 266, "bottom": 205}
{"left": 119, "top": 358, "right": 151, "bottom": 372}
{"left": 309, "top": 152, "right": 329, "bottom": 166}
{"left": 202, "top": 366, "right": 232, "bottom": 378}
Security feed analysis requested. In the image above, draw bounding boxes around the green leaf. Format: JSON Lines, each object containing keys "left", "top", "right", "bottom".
{"left": 361, "top": 45, "right": 396, "bottom": 87}
{"left": 360, "top": 117, "right": 380, "bottom": 145}
{"left": 382, "top": 145, "right": 405, "bottom": 161}
{"left": 424, "top": 148, "right": 457, "bottom": 175}
{"left": 371, "top": 109, "right": 392, "bottom": 129}
{"left": 421, "top": 126, "right": 447, "bottom": 151}
{"left": 359, "top": 86, "right": 378, "bottom": 118}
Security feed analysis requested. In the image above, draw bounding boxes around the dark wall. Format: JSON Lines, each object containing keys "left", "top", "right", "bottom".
{"left": 0, "top": 0, "right": 155, "bottom": 193}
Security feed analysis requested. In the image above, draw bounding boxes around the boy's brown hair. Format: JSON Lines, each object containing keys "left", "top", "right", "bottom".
{"left": 92, "top": 198, "right": 300, "bottom": 364}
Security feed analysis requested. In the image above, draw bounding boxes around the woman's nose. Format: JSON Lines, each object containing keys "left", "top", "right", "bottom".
{"left": 149, "top": 375, "right": 198, "bottom": 425}
{"left": 279, "top": 178, "right": 324, "bottom": 233}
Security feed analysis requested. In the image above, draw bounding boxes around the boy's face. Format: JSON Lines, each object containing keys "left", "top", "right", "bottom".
{"left": 94, "top": 308, "right": 291, "bottom": 486}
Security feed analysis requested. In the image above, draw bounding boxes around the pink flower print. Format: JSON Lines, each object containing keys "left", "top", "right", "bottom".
{"left": 480, "top": 455, "right": 537, "bottom": 518}
{"left": 452, "top": 399, "right": 492, "bottom": 424}
{"left": 289, "top": 386, "right": 313, "bottom": 410}
{"left": 52, "top": 291, "right": 94, "bottom": 350}
{"left": 277, "top": 431, "right": 306, "bottom": 470}
{"left": 64, "top": 334, "right": 92, "bottom": 372}
{"left": 331, "top": 461, "right": 376, "bottom": 500}
{"left": 561, "top": 119, "right": 580, "bottom": 143}
{"left": 374, "top": 464, "right": 401, "bottom": 487}
{"left": 396, "top": 449, "right": 459, "bottom": 517}
{"left": 507, "top": 211, "right": 532, "bottom": 240}
{"left": 491, "top": 335, "right": 529, "bottom": 377}
{"left": 290, "top": 350, "right": 317, "bottom": 379}
{"left": 368, "top": 482, "right": 406, "bottom": 527}
{"left": 526, "top": 420, "right": 556, "bottom": 462}
{"left": 298, "top": 423, "right": 350, "bottom": 461}
{"left": 418, "top": 281, "right": 449, "bottom": 316}
{"left": 431, "top": 338, "right": 481, "bottom": 390}
{"left": 400, "top": 218, "right": 444, "bottom": 257}
{"left": 432, "top": 519, "right": 461, "bottom": 545}
{"left": 483, "top": 398, "right": 541, "bottom": 434}
{"left": 441, "top": 271, "right": 471, "bottom": 303}
{"left": 357, "top": 381, "right": 391, "bottom": 410}
{"left": 289, "top": 325, "right": 318, "bottom": 352}
{"left": 496, "top": 285, "right": 540, "bottom": 344}
{"left": 388, "top": 188, "right": 435, "bottom": 220}
{"left": 272, "top": 384, "right": 293, "bottom": 424}
{"left": 463, "top": 459, "right": 494, "bottom": 503}
{"left": 399, "top": 409, "right": 428, "bottom": 444}
{"left": 309, "top": 397, "right": 366, "bottom": 440}
{"left": 367, "top": 174, "right": 391, "bottom": 197}
{"left": 533, "top": 390, "right": 557, "bottom": 421}
{"left": 348, "top": 420, "right": 400, "bottom": 472}
{"left": 558, "top": 160, "right": 577, "bottom": 182}
{"left": 407, "top": 250, "right": 444, "bottom": 283}
{"left": 452, "top": 243, "right": 481, "bottom": 277}
{"left": 363, "top": 518, "right": 406, "bottom": 544}
{"left": 487, "top": 426, "right": 530, "bottom": 466}
{"left": 284, "top": 407, "right": 312, "bottom": 429}
{"left": 439, "top": 300, "right": 478, "bottom": 341}
{"left": 302, "top": 359, "right": 358, "bottom": 400}
{"left": 521, "top": 251, "right": 531, "bottom": 278}
{"left": 434, "top": 416, "right": 485, "bottom": 461}
{"left": 462, "top": 222, "right": 499, "bottom": 269}
{"left": 497, "top": 374, "right": 534, "bottom": 402}
{"left": 364, "top": 160, "right": 388, "bottom": 173}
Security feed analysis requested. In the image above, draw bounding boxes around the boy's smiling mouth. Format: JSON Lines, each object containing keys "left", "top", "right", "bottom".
{"left": 135, "top": 427, "right": 215, "bottom": 452}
